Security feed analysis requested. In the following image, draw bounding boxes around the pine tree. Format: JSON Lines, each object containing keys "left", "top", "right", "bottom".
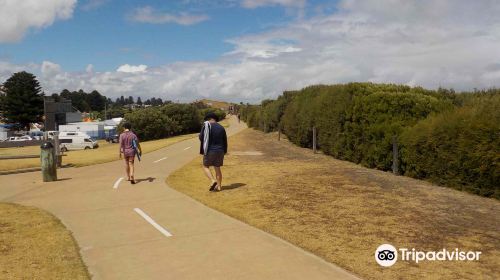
{"left": 3, "top": 71, "right": 44, "bottom": 129}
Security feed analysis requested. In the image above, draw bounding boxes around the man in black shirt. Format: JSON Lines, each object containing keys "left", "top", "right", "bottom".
{"left": 199, "top": 112, "right": 227, "bottom": 192}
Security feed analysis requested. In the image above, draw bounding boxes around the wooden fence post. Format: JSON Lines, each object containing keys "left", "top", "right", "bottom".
{"left": 40, "top": 141, "right": 57, "bottom": 182}
{"left": 392, "top": 135, "right": 399, "bottom": 175}
{"left": 53, "top": 134, "right": 62, "bottom": 168}
{"left": 313, "top": 126, "right": 317, "bottom": 154}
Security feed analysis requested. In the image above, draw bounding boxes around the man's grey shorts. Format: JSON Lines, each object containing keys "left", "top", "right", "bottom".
{"left": 203, "top": 151, "right": 225, "bottom": 167}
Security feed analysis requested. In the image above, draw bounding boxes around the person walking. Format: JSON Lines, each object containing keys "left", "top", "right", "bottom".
{"left": 199, "top": 112, "right": 227, "bottom": 192}
{"left": 119, "top": 122, "right": 142, "bottom": 184}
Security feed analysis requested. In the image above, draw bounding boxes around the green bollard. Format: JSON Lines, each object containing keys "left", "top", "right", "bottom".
{"left": 41, "top": 141, "right": 57, "bottom": 182}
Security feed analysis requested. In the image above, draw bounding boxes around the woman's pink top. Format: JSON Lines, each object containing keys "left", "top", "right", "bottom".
{"left": 119, "top": 131, "right": 138, "bottom": 157}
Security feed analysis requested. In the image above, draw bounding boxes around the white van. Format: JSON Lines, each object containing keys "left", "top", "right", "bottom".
{"left": 60, "top": 131, "right": 90, "bottom": 137}
{"left": 48, "top": 131, "right": 90, "bottom": 139}
{"left": 59, "top": 136, "right": 98, "bottom": 152}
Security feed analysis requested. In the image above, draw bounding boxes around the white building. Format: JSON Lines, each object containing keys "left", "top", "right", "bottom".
{"left": 58, "top": 117, "right": 122, "bottom": 139}
{"left": 59, "top": 122, "right": 105, "bottom": 139}
{"left": 103, "top": 118, "right": 122, "bottom": 137}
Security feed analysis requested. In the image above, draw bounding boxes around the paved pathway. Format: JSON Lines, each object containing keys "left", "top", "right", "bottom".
{"left": 0, "top": 116, "right": 359, "bottom": 280}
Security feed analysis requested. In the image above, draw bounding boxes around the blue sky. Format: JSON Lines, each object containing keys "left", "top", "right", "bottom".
{"left": 0, "top": 0, "right": 334, "bottom": 72}
{"left": 0, "top": 0, "right": 498, "bottom": 102}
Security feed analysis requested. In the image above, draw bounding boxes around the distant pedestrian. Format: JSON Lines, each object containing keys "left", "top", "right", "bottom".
{"left": 237, "top": 113, "right": 240, "bottom": 123}
{"left": 199, "top": 112, "right": 227, "bottom": 192}
{"left": 119, "top": 122, "right": 142, "bottom": 184}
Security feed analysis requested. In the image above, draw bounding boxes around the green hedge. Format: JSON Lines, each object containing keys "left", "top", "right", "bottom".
{"left": 240, "top": 83, "right": 499, "bottom": 198}
{"left": 400, "top": 94, "right": 500, "bottom": 198}
{"left": 280, "top": 83, "right": 453, "bottom": 169}
{"left": 121, "top": 103, "right": 203, "bottom": 141}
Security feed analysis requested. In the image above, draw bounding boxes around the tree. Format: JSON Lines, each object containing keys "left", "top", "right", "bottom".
{"left": 88, "top": 90, "right": 105, "bottom": 111}
{"left": 60, "top": 89, "right": 71, "bottom": 99}
{"left": 51, "top": 93, "right": 61, "bottom": 102}
{"left": 2, "top": 71, "right": 44, "bottom": 129}
{"left": 0, "top": 89, "right": 6, "bottom": 115}
{"left": 128, "top": 96, "right": 134, "bottom": 105}
{"left": 137, "top": 96, "right": 143, "bottom": 106}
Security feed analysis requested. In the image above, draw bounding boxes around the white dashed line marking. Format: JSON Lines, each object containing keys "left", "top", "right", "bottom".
{"left": 113, "top": 177, "right": 124, "bottom": 189}
{"left": 183, "top": 146, "right": 192, "bottom": 150}
{"left": 134, "top": 208, "right": 173, "bottom": 237}
{"left": 154, "top": 157, "right": 167, "bottom": 163}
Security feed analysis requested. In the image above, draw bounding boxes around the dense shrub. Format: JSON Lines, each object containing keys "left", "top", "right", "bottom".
{"left": 121, "top": 103, "right": 203, "bottom": 141}
{"left": 160, "top": 103, "right": 202, "bottom": 134}
{"left": 344, "top": 89, "right": 453, "bottom": 169}
{"left": 401, "top": 94, "right": 500, "bottom": 198}
{"left": 281, "top": 83, "right": 453, "bottom": 169}
{"left": 240, "top": 105, "right": 261, "bottom": 129}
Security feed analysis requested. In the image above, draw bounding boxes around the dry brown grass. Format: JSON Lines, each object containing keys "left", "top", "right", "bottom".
{"left": 0, "top": 134, "right": 195, "bottom": 171}
{"left": 167, "top": 128, "right": 500, "bottom": 280}
{"left": 199, "top": 99, "right": 232, "bottom": 109}
{"left": 0, "top": 203, "right": 89, "bottom": 279}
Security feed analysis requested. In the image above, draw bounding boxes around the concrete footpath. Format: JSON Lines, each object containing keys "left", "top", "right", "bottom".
{"left": 0, "top": 116, "right": 360, "bottom": 280}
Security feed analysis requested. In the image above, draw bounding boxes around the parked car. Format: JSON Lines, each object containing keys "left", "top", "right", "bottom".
{"left": 59, "top": 136, "right": 99, "bottom": 152}
{"left": 6, "top": 135, "right": 33, "bottom": 142}
{"left": 29, "top": 131, "right": 44, "bottom": 140}
{"left": 106, "top": 134, "right": 119, "bottom": 143}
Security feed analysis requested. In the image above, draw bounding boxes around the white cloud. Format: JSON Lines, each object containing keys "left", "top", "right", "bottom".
{"left": 129, "top": 6, "right": 209, "bottom": 25}
{"left": 86, "top": 64, "right": 94, "bottom": 73}
{"left": 1, "top": 0, "right": 500, "bottom": 102}
{"left": 41, "top": 61, "right": 62, "bottom": 77}
{"left": 0, "top": 61, "right": 38, "bottom": 80}
{"left": 116, "top": 64, "right": 148, "bottom": 73}
{"left": 241, "top": 0, "right": 306, "bottom": 9}
{"left": 226, "top": 38, "right": 301, "bottom": 58}
{"left": 0, "top": 0, "right": 77, "bottom": 43}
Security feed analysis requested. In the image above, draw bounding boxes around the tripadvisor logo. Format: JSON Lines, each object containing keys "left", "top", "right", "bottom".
{"left": 375, "top": 244, "right": 482, "bottom": 267}
{"left": 375, "top": 244, "right": 397, "bottom": 267}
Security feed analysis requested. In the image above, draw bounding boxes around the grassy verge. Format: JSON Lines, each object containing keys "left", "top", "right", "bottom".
{"left": 0, "top": 134, "right": 195, "bottom": 171}
{"left": 0, "top": 203, "right": 89, "bottom": 279}
{"left": 167, "top": 128, "right": 500, "bottom": 280}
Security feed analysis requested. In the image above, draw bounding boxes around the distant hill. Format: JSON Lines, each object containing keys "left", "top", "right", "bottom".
{"left": 198, "top": 99, "right": 232, "bottom": 110}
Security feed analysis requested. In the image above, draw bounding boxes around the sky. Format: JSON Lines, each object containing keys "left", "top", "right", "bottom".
{"left": 0, "top": 0, "right": 499, "bottom": 103}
